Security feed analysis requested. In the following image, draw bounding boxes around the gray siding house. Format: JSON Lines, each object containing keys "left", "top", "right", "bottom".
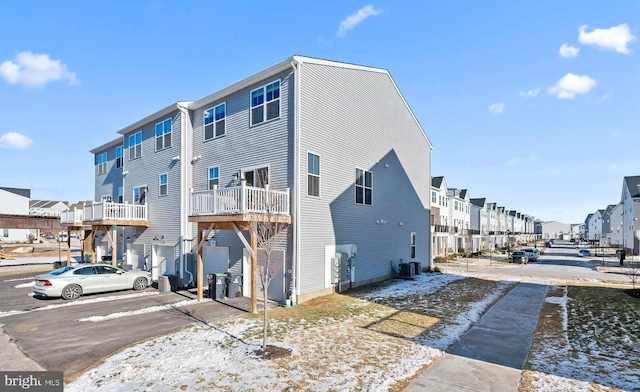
{"left": 71, "top": 56, "right": 433, "bottom": 304}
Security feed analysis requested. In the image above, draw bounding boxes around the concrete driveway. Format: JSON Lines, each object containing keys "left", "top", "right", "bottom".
{"left": 0, "top": 270, "right": 253, "bottom": 381}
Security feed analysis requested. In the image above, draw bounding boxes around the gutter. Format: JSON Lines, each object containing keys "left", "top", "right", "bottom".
{"left": 292, "top": 58, "right": 301, "bottom": 303}
{"left": 177, "top": 102, "right": 194, "bottom": 287}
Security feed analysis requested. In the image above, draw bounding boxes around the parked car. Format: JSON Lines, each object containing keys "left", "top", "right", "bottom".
{"left": 578, "top": 249, "right": 591, "bottom": 257}
{"left": 521, "top": 247, "right": 540, "bottom": 262}
{"left": 33, "top": 264, "right": 152, "bottom": 300}
{"left": 40, "top": 232, "right": 55, "bottom": 240}
{"left": 510, "top": 251, "right": 529, "bottom": 264}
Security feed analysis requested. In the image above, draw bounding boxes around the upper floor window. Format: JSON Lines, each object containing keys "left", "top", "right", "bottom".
{"left": 431, "top": 191, "right": 436, "bottom": 203}
{"left": 159, "top": 174, "right": 168, "bottom": 196}
{"left": 251, "top": 80, "right": 280, "bottom": 126}
{"left": 97, "top": 153, "right": 108, "bottom": 175}
{"left": 244, "top": 167, "right": 269, "bottom": 188}
{"left": 156, "top": 118, "right": 172, "bottom": 151}
{"left": 208, "top": 167, "right": 219, "bottom": 189}
{"left": 129, "top": 131, "right": 142, "bottom": 160}
{"left": 308, "top": 152, "right": 320, "bottom": 197}
{"left": 355, "top": 168, "right": 372, "bottom": 205}
{"left": 204, "top": 103, "right": 225, "bottom": 140}
{"left": 115, "top": 146, "right": 123, "bottom": 169}
{"left": 133, "top": 186, "right": 146, "bottom": 205}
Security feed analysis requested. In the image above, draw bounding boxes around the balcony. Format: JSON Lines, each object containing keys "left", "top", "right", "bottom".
{"left": 189, "top": 184, "right": 291, "bottom": 224}
{"left": 60, "top": 202, "right": 148, "bottom": 227}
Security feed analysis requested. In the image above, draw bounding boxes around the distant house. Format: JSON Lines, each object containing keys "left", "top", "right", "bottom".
{"left": 0, "top": 187, "right": 31, "bottom": 242}
{"left": 600, "top": 204, "right": 617, "bottom": 246}
{"left": 608, "top": 204, "right": 623, "bottom": 247}
{"left": 621, "top": 176, "right": 640, "bottom": 255}
{"left": 536, "top": 221, "right": 571, "bottom": 240}
{"left": 29, "top": 200, "right": 69, "bottom": 217}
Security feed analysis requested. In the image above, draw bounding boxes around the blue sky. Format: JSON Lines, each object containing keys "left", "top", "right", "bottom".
{"left": 1, "top": 1, "right": 638, "bottom": 224}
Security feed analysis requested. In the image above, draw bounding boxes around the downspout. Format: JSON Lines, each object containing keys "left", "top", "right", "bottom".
{"left": 291, "top": 58, "right": 301, "bottom": 304}
{"left": 177, "top": 103, "right": 194, "bottom": 287}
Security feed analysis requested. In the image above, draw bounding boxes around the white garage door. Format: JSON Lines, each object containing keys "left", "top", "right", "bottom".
{"left": 129, "top": 244, "right": 146, "bottom": 271}
{"left": 153, "top": 245, "right": 176, "bottom": 281}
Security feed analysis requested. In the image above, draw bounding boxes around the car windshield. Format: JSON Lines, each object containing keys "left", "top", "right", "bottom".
{"left": 50, "top": 266, "right": 75, "bottom": 275}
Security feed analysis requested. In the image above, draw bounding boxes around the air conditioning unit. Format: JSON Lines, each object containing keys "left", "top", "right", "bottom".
{"left": 398, "top": 263, "right": 415, "bottom": 279}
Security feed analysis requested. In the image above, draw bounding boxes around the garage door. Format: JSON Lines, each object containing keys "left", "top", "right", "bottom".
{"left": 153, "top": 245, "right": 176, "bottom": 281}
{"left": 129, "top": 244, "right": 146, "bottom": 271}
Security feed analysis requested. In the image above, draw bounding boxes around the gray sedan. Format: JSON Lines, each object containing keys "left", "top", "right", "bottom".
{"left": 33, "top": 264, "right": 152, "bottom": 300}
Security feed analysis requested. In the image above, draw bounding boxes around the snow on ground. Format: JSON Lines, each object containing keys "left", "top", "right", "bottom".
{"left": 0, "top": 291, "right": 159, "bottom": 319}
{"left": 14, "top": 281, "right": 35, "bottom": 288}
{"left": 79, "top": 299, "right": 202, "bottom": 322}
{"left": 67, "top": 273, "right": 515, "bottom": 391}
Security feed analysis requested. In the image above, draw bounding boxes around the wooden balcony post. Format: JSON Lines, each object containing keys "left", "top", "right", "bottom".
{"left": 250, "top": 225, "right": 257, "bottom": 314}
{"left": 111, "top": 225, "right": 117, "bottom": 267}
{"left": 197, "top": 222, "right": 203, "bottom": 301}
{"left": 66, "top": 227, "right": 71, "bottom": 266}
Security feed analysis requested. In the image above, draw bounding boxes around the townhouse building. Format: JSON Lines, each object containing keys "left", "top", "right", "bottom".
{"left": 63, "top": 56, "right": 433, "bottom": 304}
{"left": 621, "top": 176, "right": 640, "bottom": 254}
{"left": 431, "top": 176, "right": 451, "bottom": 256}
{"left": 0, "top": 187, "right": 31, "bottom": 242}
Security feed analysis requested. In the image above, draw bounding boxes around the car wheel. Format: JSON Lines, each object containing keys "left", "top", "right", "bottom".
{"left": 61, "top": 284, "right": 82, "bottom": 300}
{"left": 133, "top": 277, "right": 148, "bottom": 291}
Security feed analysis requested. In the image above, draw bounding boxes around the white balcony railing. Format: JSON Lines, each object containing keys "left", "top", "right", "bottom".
{"left": 190, "top": 184, "right": 290, "bottom": 216}
{"left": 83, "top": 202, "right": 148, "bottom": 222}
{"left": 60, "top": 208, "right": 84, "bottom": 225}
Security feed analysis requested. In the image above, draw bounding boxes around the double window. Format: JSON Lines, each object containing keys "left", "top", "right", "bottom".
{"left": 251, "top": 80, "right": 280, "bottom": 126}
{"left": 355, "top": 168, "right": 372, "bottom": 205}
{"left": 159, "top": 174, "right": 168, "bottom": 196}
{"left": 129, "top": 131, "right": 142, "bottom": 160}
{"left": 307, "top": 153, "right": 320, "bottom": 197}
{"left": 97, "top": 153, "right": 108, "bottom": 175}
{"left": 208, "top": 167, "right": 219, "bottom": 189}
{"left": 155, "top": 118, "right": 172, "bottom": 151}
{"left": 204, "top": 103, "right": 225, "bottom": 140}
{"left": 115, "top": 146, "right": 123, "bottom": 169}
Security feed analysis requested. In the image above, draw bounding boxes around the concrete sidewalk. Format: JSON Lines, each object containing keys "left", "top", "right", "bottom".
{"left": 405, "top": 282, "right": 548, "bottom": 391}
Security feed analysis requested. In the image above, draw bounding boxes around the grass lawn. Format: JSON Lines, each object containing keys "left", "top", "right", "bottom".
{"left": 521, "top": 285, "right": 640, "bottom": 391}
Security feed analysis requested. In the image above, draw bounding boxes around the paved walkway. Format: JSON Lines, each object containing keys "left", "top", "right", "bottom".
{"left": 405, "top": 282, "right": 549, "bottom": 391}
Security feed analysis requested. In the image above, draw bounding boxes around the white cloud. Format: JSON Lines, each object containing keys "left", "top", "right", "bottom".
{"left": 488, "top": 103, "right": 505, "bottom": 115}
{"left": 0, "top": 132, "right": 33, "bottom": 149}
{"left": 337, "top": 5, "right": 383, "bottom": 37}
{"left": 0, "top": 51, "right": 79, "bottom": 87}
{"left": 596, "top": 93, "right": 613, "bottom": 103}
{"left": 519, "top": 87, "right": 540, "bottom": 98}
{"left": 559, "top": 44, "right": 580, "bottom": 58}
{"left": 578, "top": 24, "right": 637, "bottom": 54}
{"left": 548, "top": 73, "right": 597, "bottom": 99}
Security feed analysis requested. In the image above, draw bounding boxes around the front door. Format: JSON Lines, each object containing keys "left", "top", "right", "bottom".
{"left": 243, "top": 167, "right": 269, "bottom": 188}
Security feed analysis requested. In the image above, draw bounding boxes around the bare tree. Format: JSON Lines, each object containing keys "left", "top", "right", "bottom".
{"left": 623, "top": 260, "right": 640, "bottom": 296}
{"left": 251, "top": 184, "right": 290, "bottom": 349}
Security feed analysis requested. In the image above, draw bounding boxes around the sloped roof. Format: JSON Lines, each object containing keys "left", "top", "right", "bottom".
{"left": 431, "top": 176, "right": 444, "bottom": 188}
{"left": 0, "top": 187, "right": 30, "bottom": 198}
{"left": 470, "top": 198, "right": 486, "bottom": 207}
{"left": 460, "top": 189, "right": 468, "bottom": 199}
{"left": 624, "top": 176, "right": 640, "bottom": 198}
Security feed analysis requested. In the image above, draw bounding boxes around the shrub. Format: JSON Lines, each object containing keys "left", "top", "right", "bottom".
{"left": 434, "top": 256, "right": 445, "bottom": 263}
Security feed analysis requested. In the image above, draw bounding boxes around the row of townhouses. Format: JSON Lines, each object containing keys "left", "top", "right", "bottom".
{"left": 584, "top": 176, "right": 640, "bottom": 255}
{"left": 430, "top": 176, "right": 537, "bottom": 257}
{"left": 58, "top": 56, "right": 434, "bottom": 305}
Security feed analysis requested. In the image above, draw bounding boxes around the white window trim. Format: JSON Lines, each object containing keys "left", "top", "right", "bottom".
{"left": 208, "top": 166, "right": 220, "bottom": 189}
{"left": 159, "top": 173, "right": 168, "bottom": 196}
{"left": 115, "top": 146, "right": 123, "bottom": 169}
{"left": 129, "top": 131, "right": 142, "bottom": 160}
{"left": 241, "top": 164, "right": 271, "bottom": 187}
{"left": 307, "top": 151, "right": 321, "bottom": 198}
{"left": 249, "top": 79, "right": 281, "bottom": 127}
{"left": 155, "top": 117, "right": 173, "bottom": 151}
{"left": 97, "top": 152, "right": 108, "bottom": 175}
{"left": 355, "top": 167, "right": 373, "bottom": 206}
{"left": 204, "top": 102, "right": 226, "bottom": 141}
{"left": 133, "top": 185, "right": 148, "bottom": 205}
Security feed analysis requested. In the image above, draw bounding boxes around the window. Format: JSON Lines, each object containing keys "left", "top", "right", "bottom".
{"left": 244, "top": 167, "right": 269, "bottom": 188}
{"left": 97, "top": 153, "right": 108, "bottom": 175}
{"left": 115, "top": 146, "right": 123, "bottom": 169}
{"left": 454, "top": 200, "right": 459, "bottom": 210}
{"left": 129, "top": 131, "right": 142, "bottom": 160}
{"left": 204, "top": 103, "right": 225, "bottom": 140}
{"left": 411, "top": 233, "right": 416, "bottom": 259}
{"left": 355, "top": 168, "right": 372, "bottom": 205}
{"left": 307, "top": 152, "right": 320, "bottom": 197}
{"left": 159, "top": 174, "right": 168, "bottom": 196}
{"left": 133, "top": 186, "right": 147, "bottom": 205}
{"left": 251, "top": 80, "right": 280, "bottom": 126}
{"left": 117, "top": 187, "right": 123, "bottom": 203}
{"left": 208, "top": 167, "right": 219, "bottom": 189}
{"left": 155, "top": 118, "right": 172, "bottom": 151}
{"left": 3, "top": 229, "right": 8, "bottom": 237}
{"left": 431, "top": 191, "right": 436, "bottom": 203}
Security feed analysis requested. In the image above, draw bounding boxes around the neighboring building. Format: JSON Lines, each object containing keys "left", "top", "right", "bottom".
{"left": 584, "top": 213, "right": 594, "bottom": 240}
{"left": 447, "top": 187, "right": 471, "bottom": 253}
{"left": 29, "top": 200, "right": 69, "bottom": 217}
{"left": 600, "top": 204, "right": 617, "bottom": 246}
{"left": 0, "top": 187, "right": 31, "bottom": 242}
{"left": 70, "top": 56, "right": 434, "bottom": 304}
{"left": 431, "top": 176, "right": 451, "bottom": 256}
{"left": 536, "top": 221, "right": 571, "bottom": 240}
{"left": 588, "top": 209, "right": 604, "bottom": 242}
{"left": 621, "top": 176, "right": 640, "bottom": 255}
{"left": 608, "top": 204, "right": 623, "bottom": 247}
